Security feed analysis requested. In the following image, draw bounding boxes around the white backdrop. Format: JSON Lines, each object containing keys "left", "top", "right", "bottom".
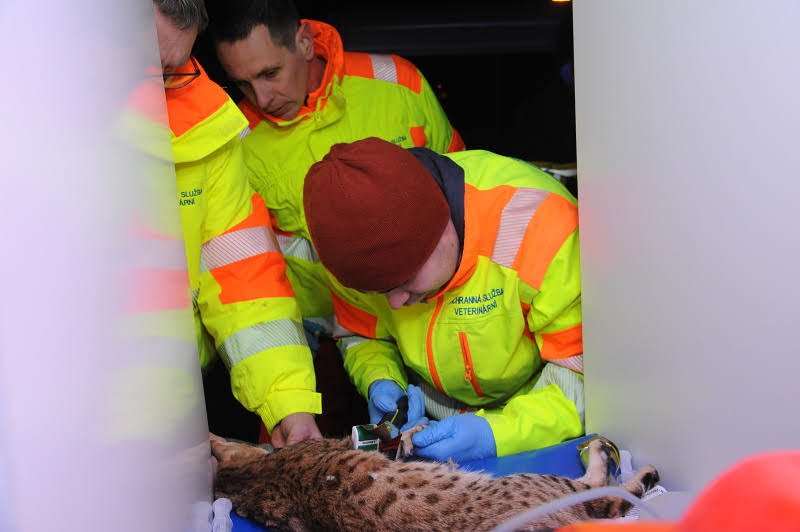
{"left": 575, "top": 0, "right": 800, "bottom": 492}
{"left": 0, "top": 2, "right": 210, "bottom": 530}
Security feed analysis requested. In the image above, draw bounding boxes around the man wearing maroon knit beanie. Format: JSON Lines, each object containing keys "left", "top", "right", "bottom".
{"left": 304, "top": 137, "right": 585, "bottom": 462}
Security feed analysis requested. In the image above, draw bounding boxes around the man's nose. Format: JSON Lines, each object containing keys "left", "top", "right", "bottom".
{"left": 252, "top": 82, "right": 274, "bottom": 110}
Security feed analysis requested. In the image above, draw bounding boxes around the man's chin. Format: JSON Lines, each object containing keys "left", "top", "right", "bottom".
{"left": 266, "top": 105, "right": 299, "bottom": 120}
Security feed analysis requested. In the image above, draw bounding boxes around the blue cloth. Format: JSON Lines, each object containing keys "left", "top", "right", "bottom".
{"left": 231, "top": 434, "right": 599, "bottom": 531}
{"left": 231, "top": 514, "right": 269, "bottom": 532}
{"left": 458, "top": 433, "right": 597, "bottom": 477}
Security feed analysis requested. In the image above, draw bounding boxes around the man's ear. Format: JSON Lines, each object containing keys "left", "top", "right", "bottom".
{"left": 296, "top": 21, "right": 315, "bottom": 60}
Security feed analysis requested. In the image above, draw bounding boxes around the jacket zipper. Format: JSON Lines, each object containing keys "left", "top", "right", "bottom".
{"left": 426, "top": 297, "right": 445, "bottom": 393}
{"left": 458, "top": 332, "right": 485, "bottom": 397}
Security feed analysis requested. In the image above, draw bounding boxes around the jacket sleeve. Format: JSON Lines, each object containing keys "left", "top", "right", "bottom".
{"left": 478, "top": 368, "right": 584, "bottom": 456}
{"left": 395, "top": 55, "right": 465, "bottom": 153}
{"left": 478, "top": 192, "right": 584, "bottom": 456}
{"left": 198, "top": 134, "right": 321, "bottom": 430}
{"left": 329, "top": 285, "right": 408, "bottom": 398}
{"left": 520, "top": 193, "right": 584, "bottom": 374}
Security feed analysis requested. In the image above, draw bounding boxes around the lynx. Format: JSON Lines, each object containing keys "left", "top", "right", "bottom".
{"left": 211, "top": 434, "right": 658, "bottom": 531}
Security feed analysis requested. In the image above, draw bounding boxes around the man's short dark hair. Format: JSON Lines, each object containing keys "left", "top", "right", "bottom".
{"left": 154, "top": 0, "right": 209, "bottom": 31}
{"left": 206, "top": 0, "right": 300, "bottom": 51}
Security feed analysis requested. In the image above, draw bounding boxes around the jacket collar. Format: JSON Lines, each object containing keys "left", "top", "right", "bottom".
{"left": 243, "top": 19, "right": 345, "bottom": 126}
{"left": 408, "top": 149, "right": 476, "bottom": 297}
{"left": 301, "top": 19, "right": 344, "bottom": 117}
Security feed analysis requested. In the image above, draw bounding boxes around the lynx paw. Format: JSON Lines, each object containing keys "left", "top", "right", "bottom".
{"left": 398, "top": 423, "right": 428, "bottom": 458}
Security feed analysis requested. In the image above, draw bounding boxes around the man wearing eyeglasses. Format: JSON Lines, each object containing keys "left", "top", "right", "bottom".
{"left": 152, "top": 0, "right": 323, "bottom": 447}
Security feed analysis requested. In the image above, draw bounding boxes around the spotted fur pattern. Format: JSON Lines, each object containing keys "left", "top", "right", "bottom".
{"left": 211, "top": 435, "right": 659, "bottom": 531}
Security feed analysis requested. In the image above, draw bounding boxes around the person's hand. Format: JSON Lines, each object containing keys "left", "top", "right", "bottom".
{"left": 368, "top": 380, "right": 427, "bottom": 428}
{"left": 399, "top": 384, "right": 427, "bottom": 431}
{"left": 411, "top": 413, "right": 496, "bottom": 462}
{"left": 270, "top": 412, "right": 322, "bottom": 448}
{"left": 302, "top": 319, "right": 326, "bottom": 353}
{"left": 367, "top": 379, "right": 405, "bottom": 424}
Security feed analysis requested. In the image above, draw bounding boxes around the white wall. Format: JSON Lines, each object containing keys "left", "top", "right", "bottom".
{"left": 0, "top": 2, "right": 211, "bottom": 530}
{"left": 575, "top": 1, "right": 800, "bottom": 492}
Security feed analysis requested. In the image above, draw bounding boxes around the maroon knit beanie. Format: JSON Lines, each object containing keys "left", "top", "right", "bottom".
{"left": 304, "top": 137, "right": 450, "bottom": 292}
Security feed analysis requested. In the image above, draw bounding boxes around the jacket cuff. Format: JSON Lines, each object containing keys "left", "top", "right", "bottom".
{"left": 255, "top": 390, "right": 322, "bottom": 431}
{"left": 356, "top": 369, "right": 408, "bottom": 399}
{"left": 476, "top": 393, "right": 583, "bottom": 457}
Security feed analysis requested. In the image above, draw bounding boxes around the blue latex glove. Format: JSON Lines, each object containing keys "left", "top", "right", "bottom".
{"left": 302, "top": 319, "right": 325, "bottom": 353}
{"left": 367, "top": 380, "right": 426, "bottom": 427}
{"left": 411, "top": 413, "right": 497, "bottom": 462}
{"left": 399, "top": 384, "right": 427, "bottom": 432}
{"left": 367, "top": 380, "right": 405, "bottom": 425}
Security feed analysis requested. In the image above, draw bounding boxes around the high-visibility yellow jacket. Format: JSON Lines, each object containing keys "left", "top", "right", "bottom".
{"left": 239, "top": 19, "right": 465, "bottom": 331}
{"left": 330, "top": 150, "right": 584, "bottom": 456}
{"left": 166, "top": 60, "right": 321, "bottom": 430}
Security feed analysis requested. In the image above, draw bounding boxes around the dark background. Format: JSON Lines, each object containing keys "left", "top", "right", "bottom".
{"left": 196, "top": 0, "right": 577, "bottom": 442}
{"left": 195, "top": 0, "right": 576, "bottom": 165}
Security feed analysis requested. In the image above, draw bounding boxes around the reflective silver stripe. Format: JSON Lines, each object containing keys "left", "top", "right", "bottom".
{"left": 337, "top": 335, "right": 371, "bottom": 352}
{"left": 549, "top": 355, "right": 583, "bottom": 374}
{"left": 408, "top": 363, "right": 584, "bottom": 423}
{"left": 274, "top": 233, "right": 293, "bottom": 251}
{"left": 492, "top": 189, "right": 550, "bottom": 268}
{"left": 218, "top": 319, "right": 306, "bottom": 369}
{"left": 304, "top": 316, "right": 334, "bottom": 336}
{"left": 239, "top": 127, "right": 251, "bottom": 139}
{"left": 275, "top": 234, "right": 319, "bottom": 262}
{"left": 544, "top": 168, "right": 577, "bottom": 178}
{"left": 369, "top": 54, "right": 397, "bottom": 84}
{"left": 200, "top": 227, "right": 276, "bottom": 272}
{"left": 333, "top": 317, "right": 391, "bottom": 353}
{"left": 332, "top": 317, "right": 352, "bottom": 338}
{"left": 412, "top": 377, "right": 474, "bottom": 421}
{"left": 533, "top": 363, "right": 585, "bottom": 426}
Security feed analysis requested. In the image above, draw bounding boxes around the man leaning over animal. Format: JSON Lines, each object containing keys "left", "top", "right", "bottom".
{"left": 303, "top": 137, "right": 585, "bottom": 462}
{"left": 152, "top": 0, "right": 322, "bottom": 446}
{"left": 203, "top": 0, "right": 465, "bottom": 346}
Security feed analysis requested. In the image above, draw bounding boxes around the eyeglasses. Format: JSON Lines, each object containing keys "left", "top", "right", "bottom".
{"left": 162, "top": 56, "right": 200, "bottom": 90}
